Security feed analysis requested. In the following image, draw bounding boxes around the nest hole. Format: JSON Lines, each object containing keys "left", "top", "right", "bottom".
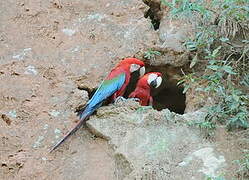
{"left": 143, "top": 0, "right": 163, "bottom": 30}
{"left": 124, "top": 64, "right": 186, "bottom": 114}
{"left": 77, "top": 64, "right": 186, "bottom": 114}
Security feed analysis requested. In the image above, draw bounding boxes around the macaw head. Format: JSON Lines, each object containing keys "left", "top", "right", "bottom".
{"left": 146, "top": 72, "right": 162, "bottom": 88}
{"left": 118, "top": 58, "right": 145, "bottom": 77}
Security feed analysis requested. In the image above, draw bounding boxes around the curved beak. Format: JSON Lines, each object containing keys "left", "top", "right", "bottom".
{"left": 139, "top": 66, "right": 145, "bottom": 77}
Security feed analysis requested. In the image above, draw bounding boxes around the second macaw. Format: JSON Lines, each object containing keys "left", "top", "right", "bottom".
{"left": 129, "top": 72, "right": 162, "bottom": 106}
{"left": 50, "top": 58, "right": 145, "bottom": 152}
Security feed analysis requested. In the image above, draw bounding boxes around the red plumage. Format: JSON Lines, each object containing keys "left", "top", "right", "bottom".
{"left": 129, "top": 72, "right": 162, "bottom": 106}
{"left": 108, "top": 58, "right": 145, "bottom": 101}
{"left": 49, "top": 58, "right": 145, "bottom": 152}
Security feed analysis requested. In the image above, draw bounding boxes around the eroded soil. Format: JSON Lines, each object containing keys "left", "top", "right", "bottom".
{"left": 0, "top": 0, "right": 247, "bottom": 180}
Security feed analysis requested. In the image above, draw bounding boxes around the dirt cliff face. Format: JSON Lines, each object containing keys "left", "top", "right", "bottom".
{"left": 0, "top": 0, "right": 157, "bottom": 179}
{"left": 87, "top": 101, "right": 243, "bottom": 179}
{"left": 0, "top": 0, "right": 246, "bottom": 179}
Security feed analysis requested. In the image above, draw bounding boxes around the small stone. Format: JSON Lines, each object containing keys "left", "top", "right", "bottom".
{"left": 86, "top": 13, "right": 106, "bottom": 22}
{"left": 7, "top": 110, "right": 17, "bottom": 118}
{"left": 62, "top": 28, "right": 76, "bottom": 36}
{"left": 49, "top": 110, "right": 60, "bottom": 117}
{"left": 23, "top": 48, "right": 32, "bottom": 52}
{"left": 54, "top": 128, "right": 61, "bottom": 134}
{"left": 24, "top": 65, "right": 38, "bottom": 75}
{"left": 12, "top": 48, "right": 32, "bottom": 60}
{"left": 33, "top": 136, "right": 44, "bottom": 148}
{"left": 43, "top": 124, "right": 49, "bottom": 130}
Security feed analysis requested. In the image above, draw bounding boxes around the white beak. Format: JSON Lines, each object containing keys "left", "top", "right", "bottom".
{"left": 139, "top": 66, "right": 145, "bottom": 77}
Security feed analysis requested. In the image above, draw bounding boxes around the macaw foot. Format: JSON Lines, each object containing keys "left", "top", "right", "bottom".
{"left": 114, "top": 97, "right": 140, "bottom": 105}
{"left": 128, "top": 97, "right": 140, "bottom": 102}
{"left": 114, "top": 96, "right": 127, "bottom": 104}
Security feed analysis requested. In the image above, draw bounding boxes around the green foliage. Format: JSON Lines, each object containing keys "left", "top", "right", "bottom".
{"left": 164, "top": 0, "right": 249, "bottom": 177}
{"left": 216, "top": 0, "right": 249, "bottom": 22}
{"left": 200, "top": 47, "right": 248, "bottom": 130}
{"left": 188, "top": 120, "right": 216, "bottom": 137}
{"left": 205, "top": 86, "right": 249, "bottom": 130}
{"left": 161, "top": 0, "right": 211, "bottom": 19}
{"left": 235, "top": 152, "right": 249, "bottom": 178}
{"left": 169, "top": 0, "right": 249, "bottom": 131}
{"left": 161, "top": 0, "right": 249, "bottom": 22}
{"left": 144, "top": 49, "right": 161, "bottom": 60}
{"left": 241, "top": 74, "right": 249, "bottom": 87}
{"left": 177, "top": 72, "right": 197, "bottom": 94}
{"left": 184, "top": 26, "right": 217, "bottom": 52}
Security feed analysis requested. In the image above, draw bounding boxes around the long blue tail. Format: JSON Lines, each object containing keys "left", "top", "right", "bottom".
{"left": 49, "top": 108, "right": 92, "bottom": 152}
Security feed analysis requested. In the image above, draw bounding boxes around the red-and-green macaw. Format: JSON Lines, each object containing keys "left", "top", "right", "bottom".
{"left": 129, "top": 72, "right": 162, "bottom": 106}
{"left": 50, "top": 58, "right": 145, "bottom": 152}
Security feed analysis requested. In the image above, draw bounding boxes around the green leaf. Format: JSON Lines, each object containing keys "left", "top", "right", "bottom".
{"left": 207, "top": 65, "right": 220, "bottom": 70}
{"left": 190, "top": 54, "right": 198, "bottom": 68}
{"left": 222, "top": 65, "right": 237, "bottom": 75}
{"left": 154, "top": 51, "right": 161, "bottom": 56}
{"left": 185, "top": 41, "right": 197, "bottom": 51}
{"left": 183, "top": 84, "right": 190, "bottom": 94}
{"left": 209, "top": 60, "right": 217, "bottom": 65}
{"left": 232, "top": 94, "right": 240, "bottom": 102}
{"left": 241, "top": 74, "right": 249, "bottom": 87}
{"left": 220, "top": 37, "right": 229, "bottom": 42}
{"left": 212, "top": 46, "right": 222, "bottom": 57}
{"left": 177, "top": 79, "right": 185, "bottom": 86}
{"left": 242, "top": 40, "right": 249, "bottom": 43}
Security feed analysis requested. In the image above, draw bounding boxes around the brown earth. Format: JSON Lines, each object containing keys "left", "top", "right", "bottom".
{"left": 0, "top": 0, "right": 154, "bottom": 179}
{"left": 0, "top": 0, "right": 247, "bottom": 179}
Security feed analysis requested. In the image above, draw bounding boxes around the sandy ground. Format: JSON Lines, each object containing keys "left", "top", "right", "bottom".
{"left": 0, "top": 0, "right": 123, "bottom": 179}
{"left": 0, "top": 0, "right": 247, "bottom": 179}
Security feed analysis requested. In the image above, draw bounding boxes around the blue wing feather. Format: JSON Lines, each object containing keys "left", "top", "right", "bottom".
{"left": 86, "top": 73, "right": 126, "bottom": 111}
{"left": 49, "top": 72, "right": 126, "bottom": 152}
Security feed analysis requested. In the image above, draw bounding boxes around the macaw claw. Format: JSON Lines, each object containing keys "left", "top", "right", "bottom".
{"left": 114, "top": 96, "right": 127, "bottom": 104}
{"left": 129, "top": 97, "right": 140, "bottom": 102}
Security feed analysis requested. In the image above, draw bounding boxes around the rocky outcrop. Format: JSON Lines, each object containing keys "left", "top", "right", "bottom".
{"left": 146, "top": 17, "right": 195, "bottom": 67}
{"left": 87, "top": 101, "right": 228, "bottom": 179}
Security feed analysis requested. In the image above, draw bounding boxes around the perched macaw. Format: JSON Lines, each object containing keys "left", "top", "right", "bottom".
{"left": 129, "top": 72, "right": 162, "bottom": 106}
{"left": 50, "top": 58, "right": 145, "bottom": 152}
